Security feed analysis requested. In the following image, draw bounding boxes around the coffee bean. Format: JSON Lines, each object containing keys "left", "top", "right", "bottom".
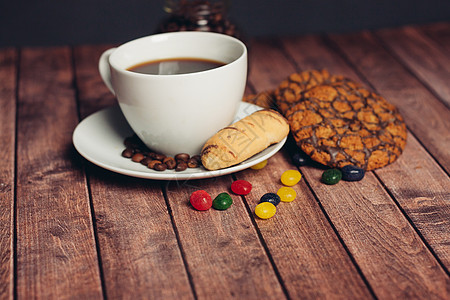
{"left": 157, "top": 0, "right": 242, "bottom": 40}
{"left": 147, "top": 152, "right": 158, "bottom": 159}
{"left": 175, "top": 153, "right": 190, "bottom": 162}
{"left": 191, "top": 154, "right": 201, "bottom": 162}
{"left": 131, "top": 153, "right": 145, "bottom": 163}
{"left": 163, "top": 157, "right": 177, "bottom": 169}
{"left": 187, "top": 158, "right": 199, "bottom": 168}
{"left": 121, "top": 148, "right": 134, "bottom": 158}
{"left": 148, "top": 160, "right": 162, "bottom": 169}
{"left": 176, "top": 161, "right": 188, "bottom": 172}
{"left": 140, "top": 156, "right": 152, "bottom": 166}
{"left": 154, "top": 153, "right": 166, "bottom": 161}
{"left": 124, "top": 137, "right": 133, "bottom": 147}
{"left": 154, "top": 163, "right": 167, "bottom": 171}
{"left": 122, "top": 135, "right": 201, "bottom": 172}
{"left": 163, "top": 156, "right": 173, "bottom": 163}
{"left": 124, "top": 135, "right": 139, "bottom": 147}
{"left": 166, "top": 160, "right": 177, "bottom": 169}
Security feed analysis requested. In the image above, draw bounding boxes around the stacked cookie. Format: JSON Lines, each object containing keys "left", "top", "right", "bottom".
{"left": 244, "top": 70, "right": 407, "bottom": 171}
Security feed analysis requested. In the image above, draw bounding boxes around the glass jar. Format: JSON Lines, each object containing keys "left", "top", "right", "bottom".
{"left": 156, "top": 0, "right": 242, "bottom": 40}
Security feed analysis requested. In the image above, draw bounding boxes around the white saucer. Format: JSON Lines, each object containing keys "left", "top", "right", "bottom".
{"left": 73, "top": 102, "right": 287, "bottom": 180}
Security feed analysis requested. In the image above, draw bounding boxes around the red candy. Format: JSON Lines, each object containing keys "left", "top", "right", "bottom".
{"left": 231, "top": 180, "right": 252, "bottom": 195}
{"left": 190, "top": 190, "right": 212, "bottom": 211}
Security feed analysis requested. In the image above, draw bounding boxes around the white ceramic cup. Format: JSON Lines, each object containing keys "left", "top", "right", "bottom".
{"left": 99, "top": 31, "right": 247, "bottom": 156}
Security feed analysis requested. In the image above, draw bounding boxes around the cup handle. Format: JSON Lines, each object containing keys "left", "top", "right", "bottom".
{"left": 98, "top": 48, "right": 117, "bottom": 95}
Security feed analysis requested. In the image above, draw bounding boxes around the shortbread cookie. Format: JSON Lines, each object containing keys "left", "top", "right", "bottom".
{"left": 275, "top": 70, "right": 407, "bottom": 170}
{"left": 201, "top": 109, "right": 289, "bottom": 170}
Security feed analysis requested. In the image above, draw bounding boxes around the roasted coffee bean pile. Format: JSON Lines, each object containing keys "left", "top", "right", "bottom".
{"left": 157, "top": 0, "right": 241, "bottom": 39}
{"left": 122, "top": 135, "right": 202, "bottom": 171}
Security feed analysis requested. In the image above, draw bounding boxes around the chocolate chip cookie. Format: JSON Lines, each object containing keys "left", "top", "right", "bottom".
{"left": 274, "top": 70, "right": 407, "bottom": 170}
{"left": 243, "top": 91, "right": 276, "bottom": 109}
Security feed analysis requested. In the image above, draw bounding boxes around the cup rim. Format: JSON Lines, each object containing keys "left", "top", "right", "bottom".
{"left": 108, "top": 31, "right": 247, "bottom": 78}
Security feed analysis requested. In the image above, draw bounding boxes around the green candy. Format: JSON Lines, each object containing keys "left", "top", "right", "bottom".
{"left": 322, "top": 169, "right": 342, "bottom": 185}
{"left": 212, "top": 192, "right": 233, "bottom": 210}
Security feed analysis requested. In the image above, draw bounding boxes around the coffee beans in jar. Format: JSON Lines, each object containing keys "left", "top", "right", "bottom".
{"left": 121, "top": 134, "right": 203, "bottom": 171}
{"left": 156, "top": 0, "right": 243, "bottom": 41}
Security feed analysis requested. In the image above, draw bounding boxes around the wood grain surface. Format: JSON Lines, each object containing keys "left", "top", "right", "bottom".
{"left": 421, "top": 22, "right": 450, "bottom": 53}
{"left": 16, "top": 47, "right": 103, "bottom": 299}
{"left": 375, "top": 26, "right": 450, "bottom": 108}
{"left": 2, "top": 22, "right": 450, "bottom": 300}
{"left": 236, "top": 151, "right": 373, "bottom": 299}
{"left": 166, "top": 176, "right": 286, "bottom": 299}
{"left": 0, "top": 48, "right": 16, "bottom": 300}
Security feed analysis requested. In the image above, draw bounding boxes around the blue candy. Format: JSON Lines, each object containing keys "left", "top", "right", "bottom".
{"left": 291, "top": 152, "right": 309, "bottom": 167}
{"left": 259, "top": 193, "right": 281, "bottom": 206}
{"left": 341, "top": 165, "right": 365, "bottom": 181}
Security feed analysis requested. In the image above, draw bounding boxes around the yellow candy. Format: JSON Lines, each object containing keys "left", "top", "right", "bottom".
{"left": 255, "top": 202, "right": 276, "bottom": 219}
{"left": 281, "top": 170, "right": 301, "bottom": 186}
{"left": 277, "top": 187, "right": 297, "bottom": 202}
{"left": 251, "top": 159, "right": 268, "bottom": 170}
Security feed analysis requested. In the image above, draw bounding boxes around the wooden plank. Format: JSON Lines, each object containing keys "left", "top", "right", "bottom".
{"left": 281, "top": 35, "right": 450, "bottom": 271}
{"left": 244, "top": 38, "right": 373, "bottom": 299}
{"left": 0, "top": 48, "right": 17, "bottom": 300}
{"left": 166, "top": 176, "right": 286, "bottom": 299}
{"left": 327, "top": 31, "right": 450, "bottom": 174}
{"left": 73, "top": 44, "right": 116, "bottom": 119}
{"left": 421, "top": 22, "right": 450, "bottom": 53}
{"left": 376, "top": 26, "right": 450, "bottom": 108}
{"left": 89, "top": 169, "right": 194, "bottom": 299}
{"left": 73, "top": 45, "right": 195, "bottom": 299}
{"left": 16, "top": 47, "right": 103, "bottom": 299}
{"left": 375, "top": 133, "right": 450, "bottom": 269}
{"left": 249, "top": 37, "right": 450, "bottom": 299}
{"left": 280, "top": 35, "right": 361, "bottom": 79}
{"left": 301, "top": 165, "right": 450, "bottom": 299}
{"left": 236, "top": 151, "right": 374, "bottom": 299}
{"left": 248, "top": 38, "right": 295, "bottom": 92}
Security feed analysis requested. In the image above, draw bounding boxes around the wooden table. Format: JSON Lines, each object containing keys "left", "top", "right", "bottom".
{"left": 1, "top": 22, "right": 449, "bottom": 300}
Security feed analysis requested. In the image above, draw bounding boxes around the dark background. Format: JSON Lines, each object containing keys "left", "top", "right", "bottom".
{"left": 1, "top": 0, "right": 450, "bottom": 47}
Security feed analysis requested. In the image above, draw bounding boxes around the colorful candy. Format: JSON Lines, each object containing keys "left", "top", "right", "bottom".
{"left": 321, "top": 169, "right": 342, "bottom": 185}
{"left": 255, "top": 202, "right": 276, "bottom": 219}
{"left": 189, "top": 190, "right": 212, "bottom": 211}
{"left": 231, "top": 180, "right": 252, "bottom": 195}
{"left": 280, "top": 170, "right": 302, "bottom": 186}
{"left": 341, "top": 165, "right": 365, "bottom": 181}
{"left": 212, "top": 192, "right": 233, "bottom": 210}
{"left": 250, "top": 159, "right": 268, "bottom": 170}
{"left": 277, "top": 186, "right": 296, "bottom": 202}
{"left": 291, "top": 152, "right": 309, "bottom": 167}
{"left": 259, "top": 193, "right": 281, "bottom": 206}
